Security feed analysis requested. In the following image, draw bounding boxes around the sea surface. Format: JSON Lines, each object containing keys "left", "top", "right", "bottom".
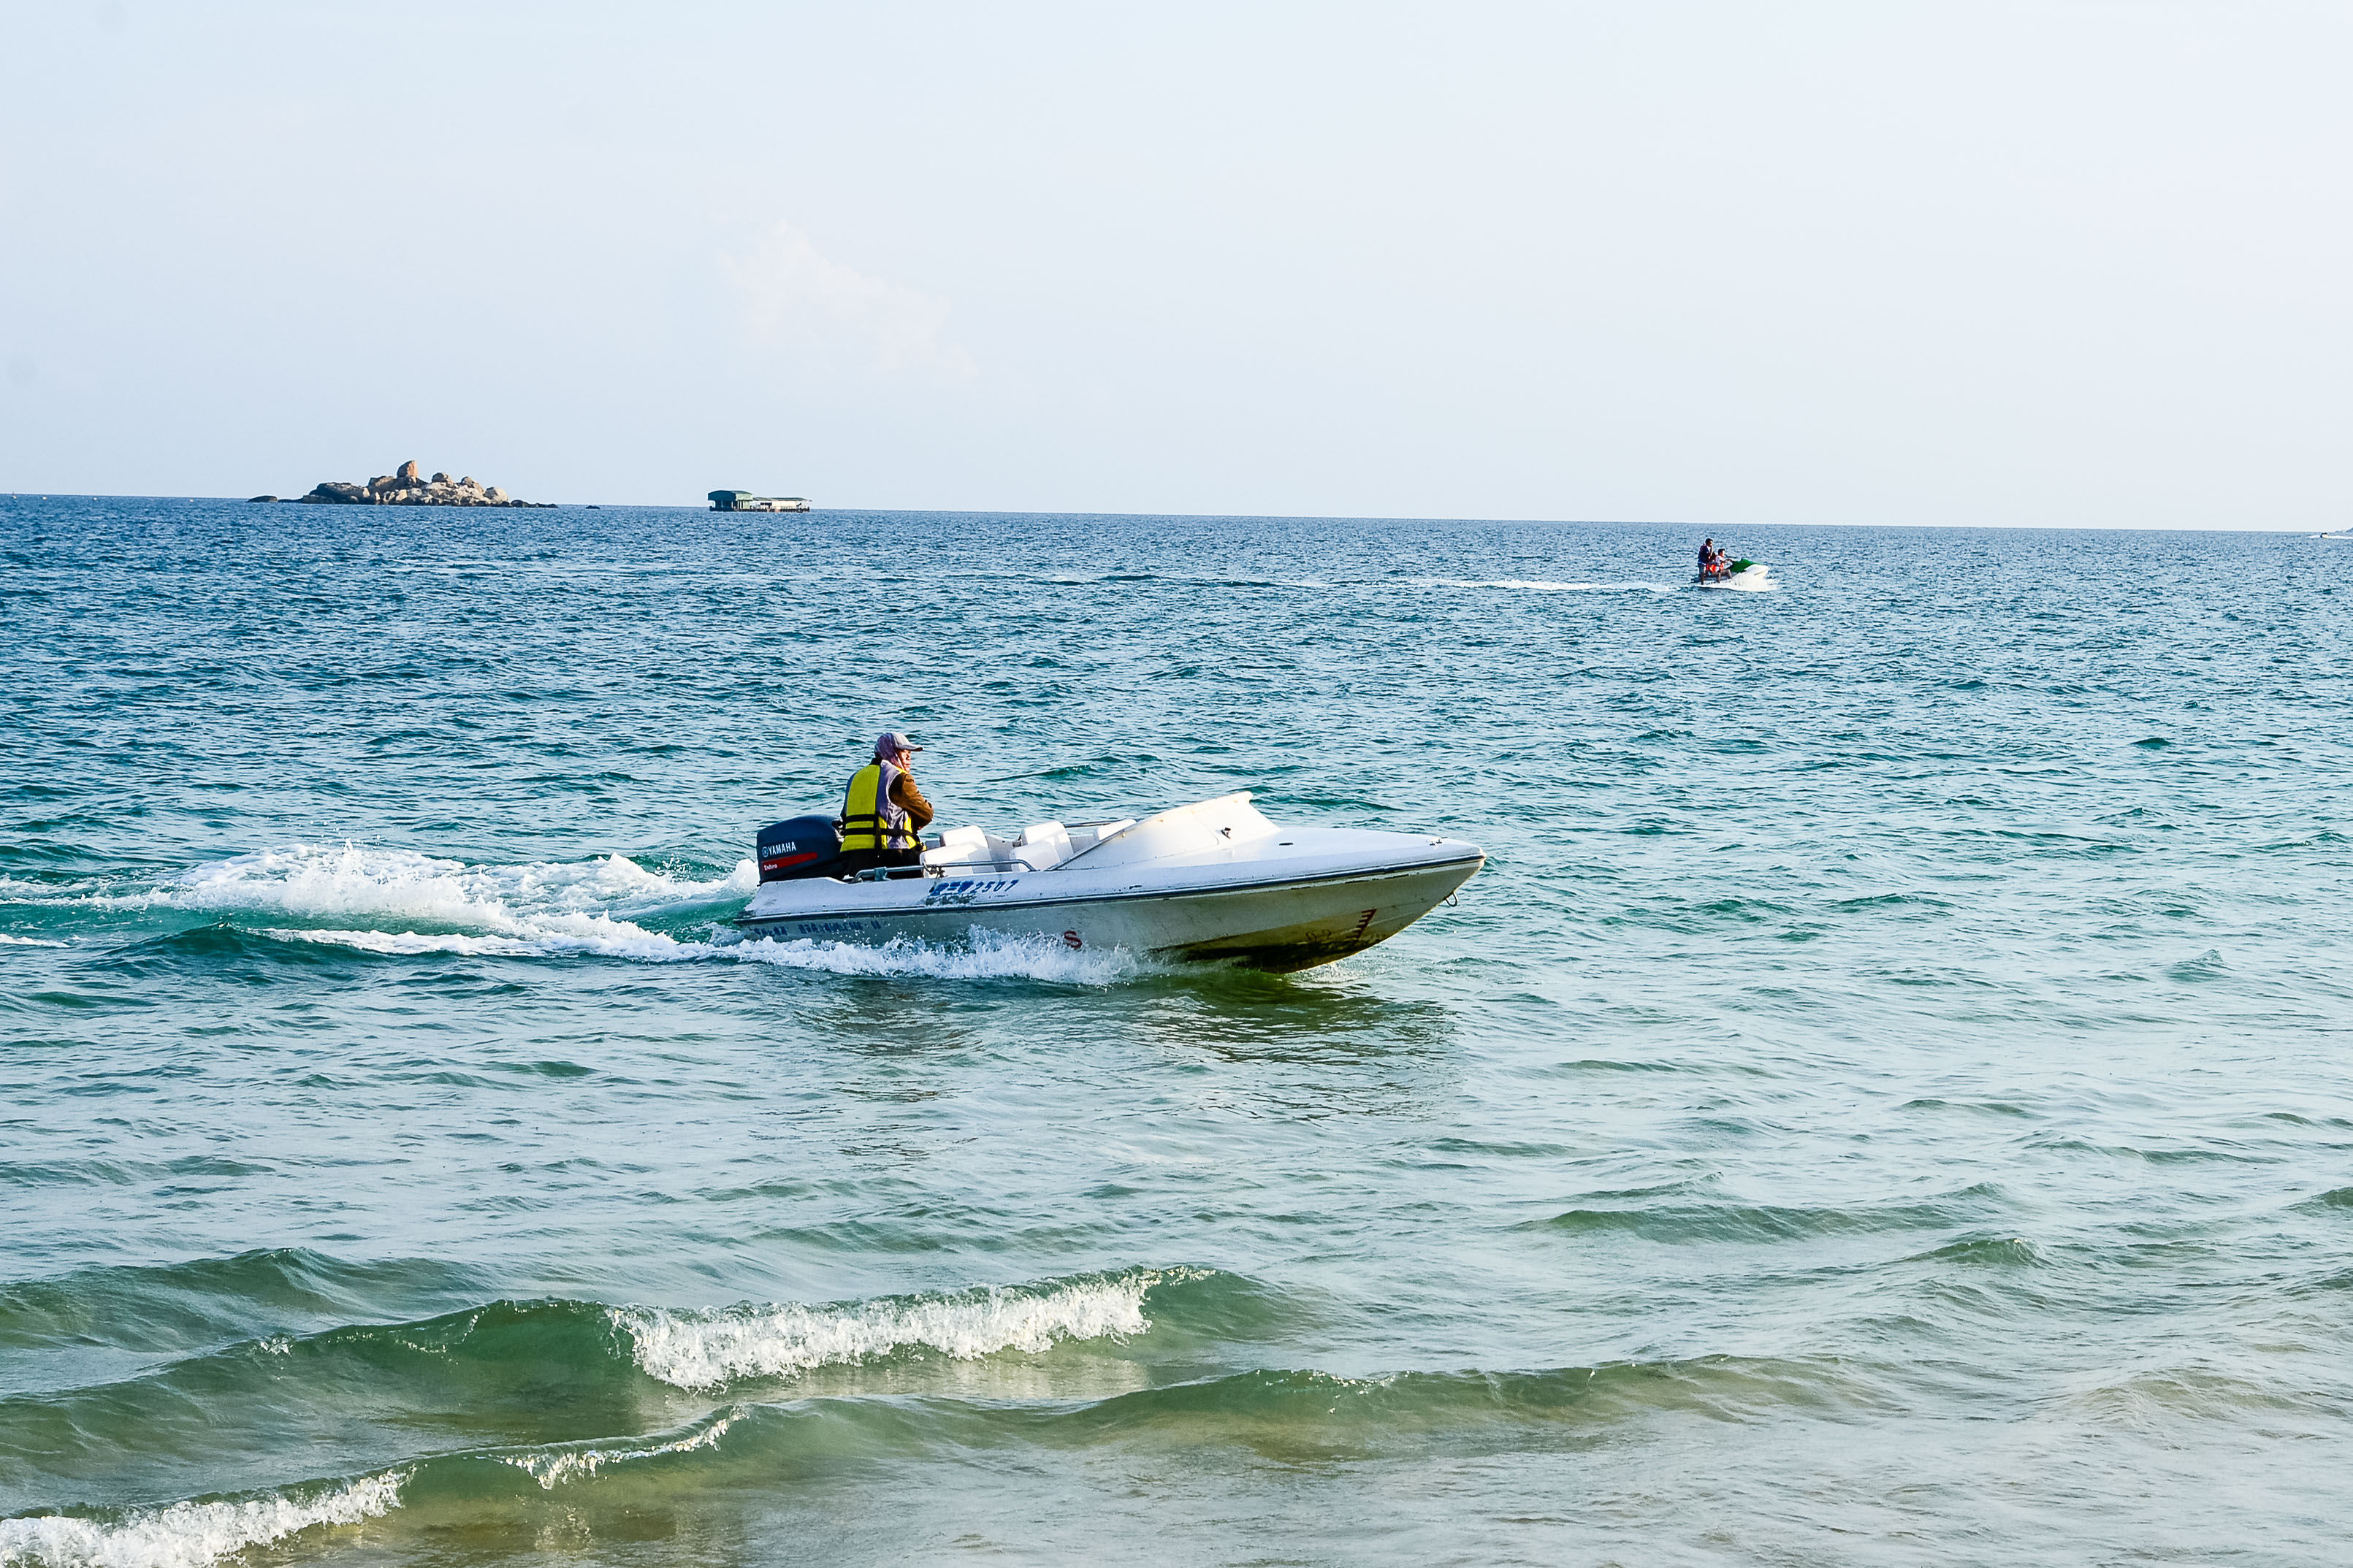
{"left": 3, "top": 497, "right": 2350, "bottom": 1568}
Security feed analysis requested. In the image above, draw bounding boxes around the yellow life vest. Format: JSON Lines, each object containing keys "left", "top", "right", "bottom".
{"left": 840, "top": 762, "right": 915, "bottom": 852}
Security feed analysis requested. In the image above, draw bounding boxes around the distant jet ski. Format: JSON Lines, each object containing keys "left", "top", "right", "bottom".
{"left": 737, "top": 792, "right": 1483, "bottom": 972}
{"left": 1695, "top": 558, "right": 1774, "bottom": 591}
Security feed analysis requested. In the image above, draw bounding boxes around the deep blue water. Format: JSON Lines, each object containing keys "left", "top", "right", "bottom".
{"left": 4, "top": 497, "right": 2351, "bottom": 1567}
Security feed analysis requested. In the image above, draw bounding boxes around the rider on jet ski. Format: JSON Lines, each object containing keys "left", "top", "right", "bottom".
{"left": 839, "top": 732, "right": 935, "bottom": 876}
{"left": 1697, "top": 539, "right": 1731, "bottom": 580}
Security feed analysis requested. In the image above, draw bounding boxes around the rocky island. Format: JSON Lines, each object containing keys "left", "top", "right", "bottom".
{"left": 250, "top": 460, "right": 553, "bottom": 507}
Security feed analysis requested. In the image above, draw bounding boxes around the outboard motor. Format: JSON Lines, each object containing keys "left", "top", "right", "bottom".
{"left": 757, "top": 814, "right": 847, "bottom": 882}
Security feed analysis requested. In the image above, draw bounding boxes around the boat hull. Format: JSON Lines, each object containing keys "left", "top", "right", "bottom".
{"left": 735, "top": 844, "right": 1483, "bottom": 972}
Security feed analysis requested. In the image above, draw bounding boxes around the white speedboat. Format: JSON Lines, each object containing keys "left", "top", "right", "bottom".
{"left": 736, "top": 792, "right": 1483, "bottom": 971}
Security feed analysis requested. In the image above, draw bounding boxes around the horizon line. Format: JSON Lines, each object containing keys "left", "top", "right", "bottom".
{"left": 0, "top": 491, "right": 2331, "bottom": 535}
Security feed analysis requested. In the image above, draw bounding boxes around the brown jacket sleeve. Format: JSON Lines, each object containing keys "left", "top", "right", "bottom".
{"left": 891, "top": 771, "right": 935, "bottom": 833}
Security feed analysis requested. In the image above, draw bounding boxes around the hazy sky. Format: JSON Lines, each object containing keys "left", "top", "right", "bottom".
{"left": 4, "top": 2, "right": 2347, "bottom": 526}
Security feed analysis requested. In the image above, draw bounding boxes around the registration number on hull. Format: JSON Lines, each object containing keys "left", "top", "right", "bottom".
{"left": 922, "top": 877, "right": 1021, "bottom": 908}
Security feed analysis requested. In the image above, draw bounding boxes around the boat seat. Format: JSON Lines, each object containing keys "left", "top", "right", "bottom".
{"left": 922, "top": 825, "right": 991, "bottom": 868}
{"left": 1016, "top": 821, "right": 1073, "bottom": 871}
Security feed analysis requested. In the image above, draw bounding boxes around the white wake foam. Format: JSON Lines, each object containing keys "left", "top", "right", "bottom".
{"left": 15, "top": 845, "right": 1137, "bottom": 984}
{"left": 0, "top": 876, "right": 85, "bottom": 898}
{"left": 726, "top": 928, "right": 1138, "bottom": 983}
{"left": 263, "top": 924, "right": 698, "bottom": 963}
{"left": 1408, "top": 577, "right": 1677, "bottom": 594}
{"left": 0, "top": 1472, "right": 404, "bottom": 1568}
{"left": 266, "top": 924, "right": 1137, "bottom": 985}
{"left": 614, "top": 1270, "right": 1172, "bottom": 1390}
{"left": 0, "top": 933, "right": 67, "bottom": 947}
{"left": 77, "top": 844, "right": 755, "bottom": 928}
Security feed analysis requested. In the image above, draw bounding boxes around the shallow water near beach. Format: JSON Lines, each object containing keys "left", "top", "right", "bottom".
{"left": 3, "top": 497, "right": 2351, "bottom": 1567}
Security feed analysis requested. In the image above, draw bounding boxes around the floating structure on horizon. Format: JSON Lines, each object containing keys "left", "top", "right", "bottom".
{"left": 708, "top": 489, "right": 812, "bottom": 513}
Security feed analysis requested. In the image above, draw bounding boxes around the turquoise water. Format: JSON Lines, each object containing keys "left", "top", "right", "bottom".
{"left": 4, "top": 497, "right": 2351, "bottom": 1567}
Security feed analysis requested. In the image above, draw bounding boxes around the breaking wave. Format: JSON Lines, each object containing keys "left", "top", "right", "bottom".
{"left": 0, "top": 1472, "right": 404, "bottom": 1568}
{"left": 500, "top": 1414, "right": 739, "bottom": 1491}
{"left": 615, "top": 1269, "right": 1177, "bottom": 1390}
{"left": 0, "top": 1253, "right": 1926, "bottom": 1567}
{"left": 0, "top": 1350, "right": 1893, "bottom": 1567}
{"left": 2, "top": 1268, "right": 1205, "bottom": 1442}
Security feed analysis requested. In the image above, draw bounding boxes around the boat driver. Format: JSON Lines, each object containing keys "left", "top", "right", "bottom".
{"left": 839, "top": 732, "right": 935, "bottom": 876}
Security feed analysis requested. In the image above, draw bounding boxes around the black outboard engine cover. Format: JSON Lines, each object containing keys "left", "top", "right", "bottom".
{"left": 757, "top": 815, "right": 846, "bottom": 881}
